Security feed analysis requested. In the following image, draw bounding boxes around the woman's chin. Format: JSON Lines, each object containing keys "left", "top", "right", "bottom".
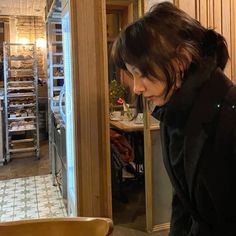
{"left": 152, "top": 99, "right": 167, "bottom": 107}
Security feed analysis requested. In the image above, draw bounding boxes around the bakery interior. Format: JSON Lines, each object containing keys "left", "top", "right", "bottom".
{"left": 0, "top": 0, "right": 235, "bottom": 236}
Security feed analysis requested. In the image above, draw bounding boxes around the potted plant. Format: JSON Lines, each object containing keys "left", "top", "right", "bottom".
{"left": 109, "top": 79, "right": 126, "bottom": 111}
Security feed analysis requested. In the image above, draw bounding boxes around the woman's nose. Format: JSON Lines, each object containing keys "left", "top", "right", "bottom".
{"left": 133, "top": 77, "right": 145, "bottom": 95}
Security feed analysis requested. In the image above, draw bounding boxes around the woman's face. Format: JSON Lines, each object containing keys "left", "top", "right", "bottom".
{"left": 125, "top": 63, "right": 179, "bottom": 106}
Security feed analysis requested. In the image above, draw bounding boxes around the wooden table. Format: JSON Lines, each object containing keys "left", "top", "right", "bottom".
{"left": 110, "top": 119, "right": 160, "bottom": 132}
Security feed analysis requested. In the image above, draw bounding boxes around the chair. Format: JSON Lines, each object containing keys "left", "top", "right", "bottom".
{"left": 0, "top": 217, "right": 113, "bottom": 236}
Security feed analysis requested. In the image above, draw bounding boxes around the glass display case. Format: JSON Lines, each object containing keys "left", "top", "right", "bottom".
{"left": 62, "top": 0, "right": 77, "bottom": 216}
{"left": 46, "top": 0, "right": 66, "bottom": 200}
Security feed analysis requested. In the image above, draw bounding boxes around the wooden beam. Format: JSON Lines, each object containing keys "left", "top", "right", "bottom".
{"left": 70, "top": 0, "right": 112, "bottom": 217}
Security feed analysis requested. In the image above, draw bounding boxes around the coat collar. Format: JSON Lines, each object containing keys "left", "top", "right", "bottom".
{"left": 159, "top": 56, "right": 218, "bottom": 129}
{"left": 157, "top": 65, "right": 233, "bottom": 201}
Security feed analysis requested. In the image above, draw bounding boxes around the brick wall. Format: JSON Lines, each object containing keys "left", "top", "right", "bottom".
{"left": 15, "top": 16, "right": 47, "bottom": 81}
{"left": 15, "top": 16, "right": 48, "bottom": 137}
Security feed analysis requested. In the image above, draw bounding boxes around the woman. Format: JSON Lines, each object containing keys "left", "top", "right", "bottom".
{"left": 112, "top": 2, "right": 236, "bottom": 236}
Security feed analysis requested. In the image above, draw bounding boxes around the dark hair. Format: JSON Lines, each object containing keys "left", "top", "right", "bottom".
{"left": 112, "top": 2, "right": 229, "bottom": 98}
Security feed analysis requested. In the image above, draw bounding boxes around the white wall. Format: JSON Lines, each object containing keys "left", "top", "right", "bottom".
{"left": 146, "top": 0, "right": 173, "bottom": 11}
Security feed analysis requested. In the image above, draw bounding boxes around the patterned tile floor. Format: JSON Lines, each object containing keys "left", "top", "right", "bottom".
{"left": 0, "top": 174, "right": 67, "bottom": 222}
{"left": 0, "top": 174, "right": 169, "bottom": 235}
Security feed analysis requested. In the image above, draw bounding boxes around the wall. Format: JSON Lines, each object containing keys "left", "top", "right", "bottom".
{"left": 8, "top": 16, "right": 47, "bottom": 83}
{"left": 175, "top": 0, "right": 236, "bottom": 82}
{"left": 10, "top": 16, "right": 48, "bottom": 136}
{"left": 146, "top": 0, "right": 173, "bottom": 11}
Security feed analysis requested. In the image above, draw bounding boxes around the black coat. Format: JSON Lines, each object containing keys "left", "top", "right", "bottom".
{"left": 156, "top": 64, "right": 236, "bottom": 236}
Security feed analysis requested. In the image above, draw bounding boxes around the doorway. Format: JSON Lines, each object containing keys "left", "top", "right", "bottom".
{"left": 106, "top": 0, "right": 147, "bottom": 231}
{"left": 106, "top": 1, "right": 172, "bottom": 234}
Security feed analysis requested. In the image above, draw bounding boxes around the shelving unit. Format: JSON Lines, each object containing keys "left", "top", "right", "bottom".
{"left": 47, "top": 9, "right": 64, "bottom": 112}
{"left": 3, "top": 42, "right": 40, "bottom": 162}
{"left": 46, "top": 0, "right": 66, "bottom": 200}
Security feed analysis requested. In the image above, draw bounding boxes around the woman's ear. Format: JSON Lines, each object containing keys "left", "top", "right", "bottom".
{"left": 171, "top": 46, "right": 192, "bottom": 82}
{"left": 175, "top": 75, "right": 182, "bottom": 88}
{"left": 171, "top": 57, "right": 184, "bottom": 76}
{"left": 176, "top": 46, "right": 192, "bottom": 70}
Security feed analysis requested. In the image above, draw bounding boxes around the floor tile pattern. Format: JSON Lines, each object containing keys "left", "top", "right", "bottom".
{"left": 0, "top": 174, "right": 67, "bottom": 222}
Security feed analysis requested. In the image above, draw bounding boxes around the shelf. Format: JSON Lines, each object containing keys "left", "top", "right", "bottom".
{"left": 10, "top": 57, "right": 33, "bottom": 61}
{"left": 9, "top": 103, "right": 36, "bottom": 108}
{"left": 53, "top": 53, "right": 63, "bottom": 56}
{"left": 54, "top": 32, "right": 62, "bottom": 36}
{"left": 52, "top": 41, "right": 63, "bottom": 45}
{"left": 8, "top": 93, "right": 36, "bottom": 98}
{"left": 51, "top": 21, "right": 62, "bottom": 25}
{"left": 9, "top": 68, "right": 33, "bottom": 71}
{"left": 9, "top": 147, "right": 37, "bottom": 153}
{"left": 4, "top": 43, "right": 35, "bottom": 46}
{"left": 8, "top": 116, "right": 36, "bottom": 120}
{"left": 53, "top": 76, "right": 64, "bottom": 80}
{"left": 8, "top": 76, "right": 34, "bottom": 80}
{"left": 48, "top": 20, "right": 64, "bottom": 114}
{"left": 10, "top": 138, "right": 34, "bottom": 144}
{"left": 52, "top": 96, "right": 59, "bottom": 101}
{"left": 52, "top": 29, "right": 62, "bottom": 33}
{"left": 52, "top": 64, "right": 63, "bottom": 67}
{"left": 8, "top": 87, "right": 35, "bottom": 90}
{"left": 3, "top": 42, "right": 40, "bottom": 161}
{"left": 53, "top": 86, "right": 63, "bottom": 91}
{"left": 8, "top": 81, "right": 34, "bottom": 84}
{"left": 9, "top": 127, "right": 36, "bottom": 132}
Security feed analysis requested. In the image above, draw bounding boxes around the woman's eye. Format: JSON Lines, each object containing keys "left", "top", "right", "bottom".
{"left": 125, "top": 70, "right": 133, "bottom": 79}
{"left": 140, "top": 74, "right": 146, "bottom": 79}
{"left": 129, "top": 75, "right": 134, "bottom": 80}
{"left": 134, "top": 71, "right": 143, "bottom": 77}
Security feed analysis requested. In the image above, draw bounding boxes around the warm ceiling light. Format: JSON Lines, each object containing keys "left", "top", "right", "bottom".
{"left": 19, "top": 37, "right": 30, "bottom": 45}
{"left": 36, "top": 38, "right": 46, "bottom": 48}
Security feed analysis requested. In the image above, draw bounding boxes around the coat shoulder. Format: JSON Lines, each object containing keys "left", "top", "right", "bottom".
{"left": 223, "top": 85, "right": 236, "bottom": 113}
{"left": 221, "top": 84, "right": 236, "bottom": 128}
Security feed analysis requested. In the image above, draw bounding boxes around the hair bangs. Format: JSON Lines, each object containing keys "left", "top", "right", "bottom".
{"left": 112, "top": 20, "right": 150, "bottom": 72}
{"left": 111, "top": 37, "right": 126, "bottom": 70}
